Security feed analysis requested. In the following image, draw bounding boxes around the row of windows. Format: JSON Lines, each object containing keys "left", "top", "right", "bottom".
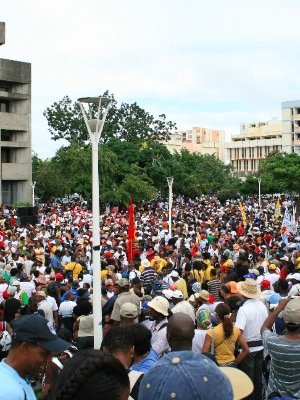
{"left": 229, "top": 145, "right": 281, "bottom": 159}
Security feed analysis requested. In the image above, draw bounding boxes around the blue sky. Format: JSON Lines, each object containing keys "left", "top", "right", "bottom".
{"left": 1, "top": 0, "right": 300, "bottom": 158}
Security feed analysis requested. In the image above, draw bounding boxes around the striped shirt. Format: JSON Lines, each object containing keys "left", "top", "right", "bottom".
{"left": 207, "top": 279, "right": 221, "bottom": 301}
{"left": 262, "top": 330, "right": 300, "bottom": 398}
{"left": 140, "top": 268, "right": 155, "bottom": 287}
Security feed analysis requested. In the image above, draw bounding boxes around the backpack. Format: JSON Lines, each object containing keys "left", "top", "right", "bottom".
{"left": 0, "top": 321, "right": 12, "bottom": 352}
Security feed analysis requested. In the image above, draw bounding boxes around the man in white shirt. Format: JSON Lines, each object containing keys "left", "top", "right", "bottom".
{"left": 236, "top": 279, "right": 268, "bottom": 400}
{"left": 36, "top": 291, "right": 54, "bottom": 324}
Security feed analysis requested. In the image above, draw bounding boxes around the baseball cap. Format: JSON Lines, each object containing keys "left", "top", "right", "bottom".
{"left": 268, "top": 264, "right": 277, "bottom": 270}
{"left": 120, "top": 302, "right": 139, "bottom": 319}
{"left": 138, "top": 351, "right": 253, "bottom": 400}
{"left": 243, "top": 273, "right": 256, "bottom": 280}
{"left": 172, "top": 290, "right": 183, "bottom": 299}
{"left": 115, "top": 278, "right": 130, "bottom": 287}
{"left": 283, "top": 298, "right": 300, "bottom": 325}
{"left": 55, "top": 273, "right": 63, "bottom": 280}
{"left": 260, "top": 280, "right": 271, "bottom": 289}
{"left": 148, "top": 296, "right": 169, "bottom": 317}
{"left": 11, "top": 314, "right": 70, "bottom": 352}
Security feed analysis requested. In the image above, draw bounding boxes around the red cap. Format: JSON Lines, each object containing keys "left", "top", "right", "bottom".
{"left": 260, "top": 279, "right": 270, "bottom": 289}
{"left": 55, "top": 273, "right": 63, "bottom": 281}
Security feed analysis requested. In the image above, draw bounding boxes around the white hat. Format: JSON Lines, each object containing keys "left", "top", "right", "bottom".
{"left": 162, "top": 289, "right": 174, "bottom": 300}
{"left": 172, "top": 290, "right": 183, "bottom": 299}
{"left": 169, "top": 270, "right": 179, "bottom": 278}
{"left": 141, "top": 259, "right": 151, "bottom": 268}
{"left": 148, "top": 296, "right": 169, "bottom": 316}
{"left": 287, "top": 273, "right": 300, "bottom": 281}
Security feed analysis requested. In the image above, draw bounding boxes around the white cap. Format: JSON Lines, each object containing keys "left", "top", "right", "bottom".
{"left": 169, "top": 270, "right": 179, "bottom": 278}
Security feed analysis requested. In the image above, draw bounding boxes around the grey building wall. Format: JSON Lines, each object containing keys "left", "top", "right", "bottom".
{"left": 0, "top": 58, "right": 32, "bottom": 205}
{"left": 0, "top": 22, "right": 4, "bottom": 46}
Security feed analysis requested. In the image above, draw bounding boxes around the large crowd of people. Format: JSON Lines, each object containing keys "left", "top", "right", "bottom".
{"left": 0, "top": 195, "right": 300, "bottom": 399}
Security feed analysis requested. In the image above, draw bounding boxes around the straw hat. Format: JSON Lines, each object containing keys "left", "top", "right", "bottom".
{"left": 236, "top": 279, "right": 261, "bottom": 299}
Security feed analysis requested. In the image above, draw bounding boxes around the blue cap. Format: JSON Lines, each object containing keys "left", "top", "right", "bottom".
{"left": 138, "top": 351, "right": 233, "bottom": 400}
{"left": 243, "top": 273, "right": 255, "bottom": 279}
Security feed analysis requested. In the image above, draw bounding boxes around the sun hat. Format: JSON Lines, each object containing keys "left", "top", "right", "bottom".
{"left": 138, "top": 350, "right": 253, "bottom": 400}
{"left": 11, "top": 314, "right": 70, "bottom": 352}
{"left": 120, "top": 302, "right": 139, "bottom": 319}
{"left": 283, "top": 298, "right": 300, "bottom": 325}
{"left": 169, "top": 270, "right": 179, "bottom": 278}
{"left": 237, "top": 279, "right": 261, "bottom": 299}
{"left": 228, "top": 281, "right": 239, "bottom": 294}
{"left": 148, "top": 296, "right": 169, "bottom": 317}
{"left": 115, "top": 278, "right": 130, "bottom": 288}
{"left": 198, "top": 290, "right": 209, "bottom": 301}
{"left": 36, "top": 290, "right": 46, "bottom": 298}
{"left": 141, "top": 259, "right": 151, "bottom": 268}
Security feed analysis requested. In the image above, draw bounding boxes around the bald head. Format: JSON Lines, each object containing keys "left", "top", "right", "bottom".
{"left": 167, "top": 313, "right": 195, "bottom": 351}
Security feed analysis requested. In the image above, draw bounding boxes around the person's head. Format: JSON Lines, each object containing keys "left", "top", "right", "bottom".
{"left": 35, "top": 290, "right": 47, "bottom": 303}
{"left": 138, "top": 351, "right": 253, "bottom": 400}
{"left": 171, "top": 290, "right": 184, "bottom": 305}
{"left": 195, "top": 309, "right": 211, "bottom": 329}
{"left": 50, "top": 350, "right": 130, "bottom": 400}
{"left": 283, "top": 298, "right": 300, "bottom": 334}
{"left": 119, "top": 302, "right": 138, "bottom": 326}
{"left": 215, "top": 303, "right": 233, "bottom": 339}
{"left": 148, "top": 296, "right": 169, "bottom": 322}
{"left": 198, "top": 290, "right": 209, "bottom": 304}
{"left": 8, "top": 314, "right": 70, "bottom": 378}
{"left": 102, "top": 327, "right": 134, "bottom": 369}
{"left": 167, "top": 313, "right": 195, "bottom": 351}
{"left": 210, "top": 269, "right": 217, "bottom": 279}
{"left": 127, "top": 324, "right": 152, "bottom": 358}
{"left": 273, "top": 278, "right": 289, "bottom": 294}
{"left": 115, "top": 278, "right": 130, "bottom": 293}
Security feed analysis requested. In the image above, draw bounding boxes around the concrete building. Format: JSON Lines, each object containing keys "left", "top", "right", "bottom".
{"left": 0, "top": 22, "right": 32, "bottom": 205}
{"left": 164, "top": 127, "right": 225, "bottom": 161}
{"left": 282, "top": 100, "right": 300, "bottom": 154}
{"left": 225, "top": 120, "right": 283, "bottom": 176}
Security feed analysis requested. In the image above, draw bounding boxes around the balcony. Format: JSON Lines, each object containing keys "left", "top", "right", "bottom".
{"left": 293, "top": 113, "right": 300, "bottom": 121}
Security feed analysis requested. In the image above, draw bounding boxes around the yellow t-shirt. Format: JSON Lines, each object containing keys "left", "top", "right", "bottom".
{"left": 175, "top": 278, "right": 188, "bottom": 300}
{"left": 204, "top": 265, "right": 214, "bottom": 281}
{"left": 150, "top": 258, "right": 167, "bottom": 272}
{"left": 192, "top": 270, "right": 204, "bottom": 284}
{"left": 207, "top": 324, "right": 240, "bottom": 365}
{"left": 65, "top": 262, "right": 82, "bottom": 280}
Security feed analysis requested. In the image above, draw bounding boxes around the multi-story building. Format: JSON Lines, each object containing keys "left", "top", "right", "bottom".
{"left": 164, "top": 127, "right": 225, "bottom": 161}
{"left": 282, "top": 100, "right": 300, "bottom": 154}
{"left": 0, "top": 22, "right": 32, "bottom": 204}
{"left": 225, "top": 120, "right": 283, "bottom": 176}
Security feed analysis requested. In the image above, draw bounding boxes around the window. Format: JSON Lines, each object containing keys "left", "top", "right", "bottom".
{"left": 259, "top": 147, "right": 262, "bottom": 157}
{"left": 0, "top": 100, "right": 9, "bottom": 112}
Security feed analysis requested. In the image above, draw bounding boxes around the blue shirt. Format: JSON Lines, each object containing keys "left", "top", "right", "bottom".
{"left": 131, "top": 348, "right": 159, "bottom": 373}
{"left": 0, "top": 360, "right": 36, "bottom": 400}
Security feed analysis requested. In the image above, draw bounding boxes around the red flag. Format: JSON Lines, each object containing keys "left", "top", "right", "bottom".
{"left": 127, "top": 198, "right": 135, "bottom": 262}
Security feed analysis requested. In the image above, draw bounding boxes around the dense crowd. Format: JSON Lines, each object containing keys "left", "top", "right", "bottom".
{"left": 0, "top": 195, "right": 300, "bottom": 400}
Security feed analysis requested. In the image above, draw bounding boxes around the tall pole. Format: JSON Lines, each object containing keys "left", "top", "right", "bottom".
{"left": 166, "top": 177, "right": 174, "bottom": 238}
{"left": 258, "top": 178, "right": 261, "bottom": 208}
{"left": 78, "top": 97, "right": 111, "bottom": 349}
{"left": 31, "top": 181, "right": 36, "bottom": 207}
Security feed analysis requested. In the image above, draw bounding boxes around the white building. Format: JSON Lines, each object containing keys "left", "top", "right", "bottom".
{"left": 282, "top": 100, "right": 300, "bottom": 154}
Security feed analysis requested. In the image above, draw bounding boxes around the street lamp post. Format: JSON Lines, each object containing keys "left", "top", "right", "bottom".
{"left": 166, "top": 177, "right": 174, "bottom": 238}
{"left": 258, "top": 177, "right": 261, "bottom": 208}
{"left": 31, "top": 181, "right": 36, "bottom": 207}
{"left": 77, "top": 96, "right": 111, "bottom": 349}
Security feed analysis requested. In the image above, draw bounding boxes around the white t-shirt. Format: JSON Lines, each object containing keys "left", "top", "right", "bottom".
{"left": 192, "top": 329, "right": 207, "bottom": 353}
{"left": 19, "top": 281, "right": 36, "bottom": 297}
{"left": 58, "top": 300, "right": 77, "bottom": 318}
{"left": 38, "top": 299, "right": 54, "bottom": 323}
{"left": 46, "top": 295, "right": 58, "bottom": 312}
{"left": 235, "top": 299, "right": 268, "bottom": 352}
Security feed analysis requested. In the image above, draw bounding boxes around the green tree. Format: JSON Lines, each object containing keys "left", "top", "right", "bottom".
{"left": 258, "top": 152, "right": 300, "bottom": 193}
{"left": 43, "top": 92, "right": 176, "bottom": 145}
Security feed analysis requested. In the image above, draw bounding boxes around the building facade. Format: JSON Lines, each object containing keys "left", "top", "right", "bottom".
{"left": 0, "top": 22, "right": 32, "bottom": 205}
{"left": 225, "top": 120, "right": 283, "bottom": 176}
{"left": 282, "top": 100, "right": 300, "bottom": 154}
{"left": 164, "top": 127, "right": 225, "bottom": 161}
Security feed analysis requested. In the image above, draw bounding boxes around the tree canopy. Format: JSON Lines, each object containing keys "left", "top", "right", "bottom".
{"left": 43, "top": 91, "right": 176, "bottom": 145}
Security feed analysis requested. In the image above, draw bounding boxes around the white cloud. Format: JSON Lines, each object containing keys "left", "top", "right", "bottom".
{"left": 1, "top": 0, "right": 300, "bottom": 158}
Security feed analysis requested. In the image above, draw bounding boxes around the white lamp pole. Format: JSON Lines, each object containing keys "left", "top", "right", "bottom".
{"left": 258, "top": 177, "right": 261, "bottom": 208}
{"left": 166, "top": 177, "right": 174, "bottom": 238}
{"left": 31, "top": 181, "right": 36, "bottom": 207}
{"left": 77, "top": 96, "right": 111, "bottom": 349}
